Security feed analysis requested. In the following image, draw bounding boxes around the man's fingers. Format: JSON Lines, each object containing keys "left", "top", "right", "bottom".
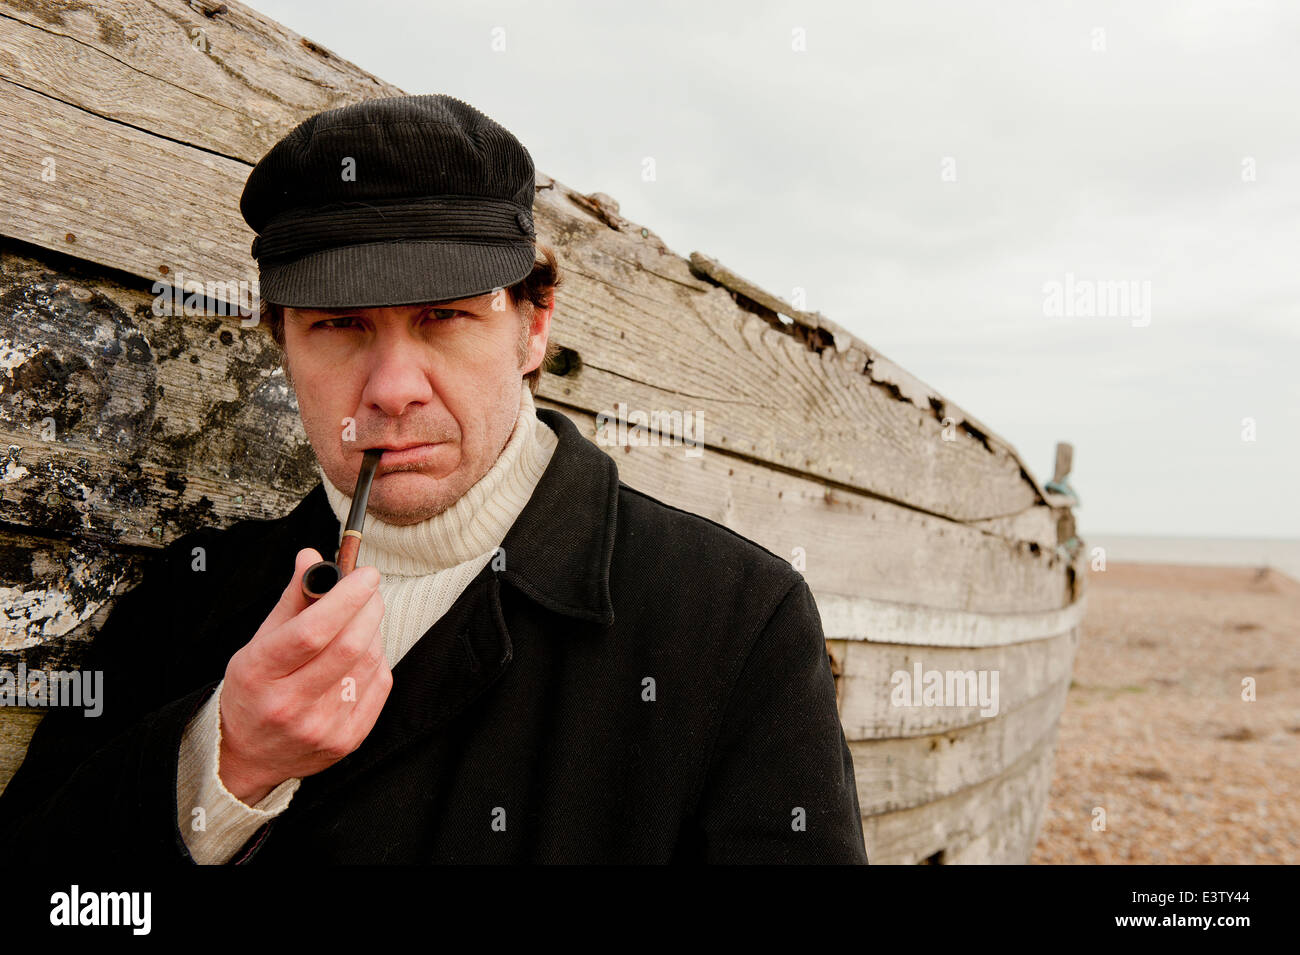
{"left": 339, "top": 657, "right": 394, "bottom": 744}
{"left": 287, "top": 584, "right": 386, "bottom": 699}
{"left": 319, "top": 627, "right": 390, "bottom": 740}
{"left": 255, "top": 564, "right": 380, "bottom": 678}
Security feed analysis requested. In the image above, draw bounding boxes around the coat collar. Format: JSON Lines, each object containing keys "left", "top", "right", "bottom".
{"left": 497, "top": 407, "right": 618, "bottom": 626}
{"left": 292, "top": 405, "right": 618, "bottom": 628}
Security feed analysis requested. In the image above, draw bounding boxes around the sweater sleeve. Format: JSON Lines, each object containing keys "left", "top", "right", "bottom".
{"left": 690, "top": 576, "right": 869, "bottom": 863}
{"left": 176, "top": 678, "right": 301, "bottom": 865}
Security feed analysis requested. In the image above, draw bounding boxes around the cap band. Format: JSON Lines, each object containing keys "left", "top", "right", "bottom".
{"left": 251, "top": 195, "right": 535, "bottom": 263}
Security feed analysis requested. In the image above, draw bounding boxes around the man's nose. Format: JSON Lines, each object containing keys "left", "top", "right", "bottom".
{"left": 359, "top": 335, "right": 437, "bottom": 418}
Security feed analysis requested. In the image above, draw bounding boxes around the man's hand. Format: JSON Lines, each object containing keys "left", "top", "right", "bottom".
{"left": 216, "top": 548, "right": 392, "bottom": 805}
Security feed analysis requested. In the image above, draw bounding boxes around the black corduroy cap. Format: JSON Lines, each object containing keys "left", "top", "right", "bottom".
{"left": 240, "top": 94, "right": 537, "bottom": 309}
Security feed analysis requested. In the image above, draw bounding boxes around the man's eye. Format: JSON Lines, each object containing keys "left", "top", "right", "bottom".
{"left": 310, "top": 310, "right": 460, "bottom": 330}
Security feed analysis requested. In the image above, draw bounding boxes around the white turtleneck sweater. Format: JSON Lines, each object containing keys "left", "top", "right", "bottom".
{"left": 175, "top": 382, "right": 558, "bottom": 864}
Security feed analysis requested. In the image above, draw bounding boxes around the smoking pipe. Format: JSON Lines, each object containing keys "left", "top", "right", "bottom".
{"left": 302, "top": 448, "right": 382, "bottom": 600}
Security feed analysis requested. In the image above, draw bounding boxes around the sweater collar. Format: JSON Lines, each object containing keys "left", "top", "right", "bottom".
{"left": 295, "top": 400, "right": 619, "bottom": 626}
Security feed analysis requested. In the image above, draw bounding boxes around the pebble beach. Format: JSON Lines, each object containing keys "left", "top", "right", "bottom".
{"left": 1030, "top": 561, "right": 1300, "bottom": 864}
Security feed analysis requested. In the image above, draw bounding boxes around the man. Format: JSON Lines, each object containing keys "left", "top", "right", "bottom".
{"left": 0, "top": 94, "right": 868, "bottom": 863}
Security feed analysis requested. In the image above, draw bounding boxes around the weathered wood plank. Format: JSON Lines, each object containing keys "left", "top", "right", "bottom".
{"left": 0, "top": 708, "right": 45, "bottom": 796}
{"left": 940, "top": 793, "right": 1050, "bottom": 864}
{"left": 0, "top": 0, "right": 402, "bottom": 163}
{"left": 837, "top": 627, "right": 1079, "bottom": 739}
{"left": 535, "top": 400, "right": 1071, "bottom": 613}
{"left": 966, "top": 505, "right": 1061, "bottom": 553}
{"left": 849, "top": 677, "right": 1068, "bottom": 816}
{"left": 825, "top": 639, "right": 846, "bottom": 715}
{"left": 934, "top": 730, "right": 1058, "bottom": 864}
{"left": 815, "top": 591, "right": 1087, "bottom": 646}
{"left": 686, "top": 250, "right": 857, "bottom": 353}
{"left": 859, "top": 725, "right": 1059, "bottom": 864}
{"left": 0, "top": 78, "right": 257, "bottom": 290}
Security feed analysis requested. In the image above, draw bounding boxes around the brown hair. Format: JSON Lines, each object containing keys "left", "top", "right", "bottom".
{"left": 260, "top": 244, "right": 563, "bottom": 395}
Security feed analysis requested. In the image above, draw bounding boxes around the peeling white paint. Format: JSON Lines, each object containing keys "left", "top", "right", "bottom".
{"left": 0, "top": 337, "right": 39, "bottom": 374}
{"left": 88, "top": 322, "right": 120, "bottom": 350}
{"left": 0, "top": 586, "right": 96, "bottom": 649}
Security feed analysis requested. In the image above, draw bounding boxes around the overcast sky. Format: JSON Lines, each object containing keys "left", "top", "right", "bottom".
{"left": 248, "top": 0, "right": 1299, "bottom": 538}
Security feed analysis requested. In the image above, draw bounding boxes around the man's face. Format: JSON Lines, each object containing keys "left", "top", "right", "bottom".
{"left": 282, "top": 291, "right": 552, "bottom": 526}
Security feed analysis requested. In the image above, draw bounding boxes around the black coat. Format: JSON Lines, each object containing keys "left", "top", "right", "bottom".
{"left": 0, "top": 408, "right": 868, "bottom": 863}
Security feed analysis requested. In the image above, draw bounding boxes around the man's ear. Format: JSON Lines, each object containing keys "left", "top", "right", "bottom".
{"left": 520, "top": 302, "right": 554, "bottom": 374}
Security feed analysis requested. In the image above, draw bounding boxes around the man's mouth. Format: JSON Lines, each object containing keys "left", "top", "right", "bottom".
{"left": 376, "top": 441, "right": 434, "bottom": 452}
{"left": 372, "top": 443, "right": 443, "bottom": 468}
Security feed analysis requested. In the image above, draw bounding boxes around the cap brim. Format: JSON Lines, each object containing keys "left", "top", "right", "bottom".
{"left": 258, "top": 239, "right": 536, "bottom": 308}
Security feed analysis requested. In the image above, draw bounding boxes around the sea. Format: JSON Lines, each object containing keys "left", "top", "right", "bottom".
{"left": 1084, "top": 534, "right": 1300, "bottom": 583}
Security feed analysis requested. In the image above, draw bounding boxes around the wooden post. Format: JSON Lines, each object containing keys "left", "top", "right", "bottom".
{"left": 1053, "top": 442, "right": 1073, "bottom": 483}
